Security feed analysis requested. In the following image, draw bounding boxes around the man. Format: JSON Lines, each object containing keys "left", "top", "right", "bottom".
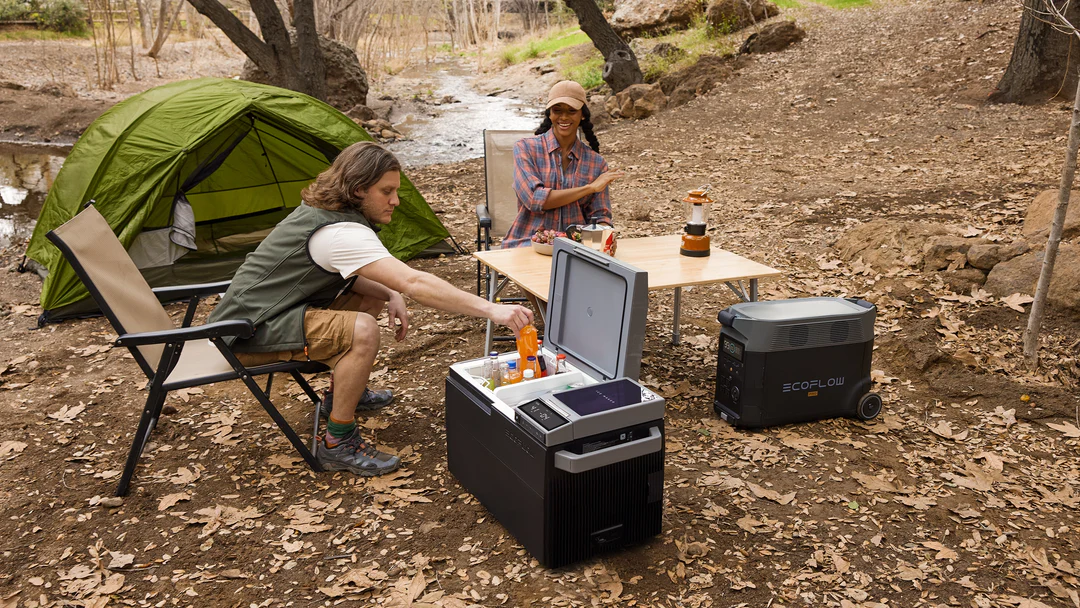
{"left": 209, "top": 142, "right": 533, "bottom": 476}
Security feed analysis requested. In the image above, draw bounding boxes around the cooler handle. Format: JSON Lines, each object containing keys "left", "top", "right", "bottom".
{"left": 717, "top": 309, "right": 738, "bottom": 326}
{"left": 554, "top": 426, "right": 662, "bottom": 473}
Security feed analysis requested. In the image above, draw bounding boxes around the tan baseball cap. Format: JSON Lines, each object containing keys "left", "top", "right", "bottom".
{"left": 546, "top": 80, "right": 587, "bottom": 110}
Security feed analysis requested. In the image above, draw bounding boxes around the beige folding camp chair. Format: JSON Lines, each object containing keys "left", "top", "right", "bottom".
{"left": 475, "top": 129, "right": 533, "bottom": 296}
{"left": 47, "top": 205, "right": 328, "bottom": 497}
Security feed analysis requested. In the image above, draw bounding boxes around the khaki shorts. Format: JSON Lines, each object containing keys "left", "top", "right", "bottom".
{"left": 236, "top": 292, "right": 377, "bottom": 369}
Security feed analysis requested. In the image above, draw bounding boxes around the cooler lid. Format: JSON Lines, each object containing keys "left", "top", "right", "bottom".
{"left": 545, "top": 238, "right": 648, "bottom": 381}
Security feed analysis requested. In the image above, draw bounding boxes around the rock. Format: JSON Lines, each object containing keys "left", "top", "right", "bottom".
{"left": 99, "top": 496, "right": 124, "bottom": 508}
{"left": 940, "top": 267, "right": 987, "bottom": 292}
{"left": 605, "top": 83, "right": 667, "bottom": 119}
{"left": 706, "top": 0, "right": 779, "bottom": 33}
{"left": 242, "top": 34, "right": 369, "bottom": 113}
{"left": 1022, "top": 189, "right": 1080, "bottom": 241}
{"left": 834, "top": 220, "right": 954, "bottom": 272}
{"left": 966, "top": 242, "right": 1005, "bottom": 270}
{"left": 587, "top": 94, "right": 612, "bottom": 128}
{"left": 0, "top": 81, "right": 26, "bottom": 91}
{"left": 922, "top": 235, "right": 975, "bottom": 271}
{"left": 658, "top": 54, "right": 738, "bottom": 107}
{"left": 380, "top": 129, "right": 395, "bottom": 140}
{"left": 35, "top": 82, "right": 75, "bottom": 97}
{"left": 650, "top": 42, "right": 687, "bottom": 61}
{"left": 984, "top": 241, "right": 1080, "bottom": 311}
{"left": 347, "top": 104, "right": 376, "bottom": 122}
{"left": 740, "top": 20, "right": 806, "bottom": 54}
{"left": 612, "top": 0, "right": 702, "bottom": 38}
{"left": 364, "top": 118, "right": 394, "bottom": 133}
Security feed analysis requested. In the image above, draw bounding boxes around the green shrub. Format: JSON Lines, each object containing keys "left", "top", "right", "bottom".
{"left": 523, "top": 40, "right": 541, "bottom": 59}
{"left": 0, "top": 0, "right": 35, "bottom": 20}
{"left": 0, "top": 0, "right": 87, "bottom": 33}
{"left": 38, "top": 0, "right": 87, "bottom": 34}
{"left": 500, "top": 47, "right": 518, "bottom": 66}
{"left": 564, "top": 56, "right": 604, "bottom": 90}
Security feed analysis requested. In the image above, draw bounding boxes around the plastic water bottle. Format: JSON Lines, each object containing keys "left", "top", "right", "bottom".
{"left": 488, "top": 351, "right": 501, "bottom": 388}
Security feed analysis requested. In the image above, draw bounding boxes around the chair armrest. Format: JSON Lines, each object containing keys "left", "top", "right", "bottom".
{"left": 117, "top": 319, "right": 254, "bottom": 346}
{"left": 476, "top": 204, "right": 492, "bottom": 229}
{"left": 152, "top": 280, "right": 232, "bottom": 300}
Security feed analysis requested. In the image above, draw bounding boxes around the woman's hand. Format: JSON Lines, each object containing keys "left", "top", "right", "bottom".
{"left": 387, "top": 291, "right": 410, "bottom": 342}
{"left": 590, "top": 169, "right": 625, "bottom": 194}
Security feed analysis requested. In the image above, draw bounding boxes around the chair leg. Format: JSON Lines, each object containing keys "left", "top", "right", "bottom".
{"left": 289, "top": 369, "right": 324, "bottom": 458}
{"left": 115, "top": 385, "right": 166, "bottom": 496}
{"left": 238, "top": 372, "right": 322, "bottom": 473}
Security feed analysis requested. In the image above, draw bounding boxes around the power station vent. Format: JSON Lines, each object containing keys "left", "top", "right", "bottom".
{"left": 770, "top": 319, "right": 867, "bottom": 350}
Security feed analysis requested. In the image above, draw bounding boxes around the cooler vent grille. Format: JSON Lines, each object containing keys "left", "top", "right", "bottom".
{"left": 771, "top": 320, "right": 867, "bottom": 350}
{"left": 547, "top": 450, "right": 663, "bottom": 568}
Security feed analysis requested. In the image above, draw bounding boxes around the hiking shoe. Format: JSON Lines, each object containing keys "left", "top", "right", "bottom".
{"left": 319, "top": 387, "right": 394, "bottom": 418}
{"left": 317, "top": 427, "right": 400, "bottom": 476}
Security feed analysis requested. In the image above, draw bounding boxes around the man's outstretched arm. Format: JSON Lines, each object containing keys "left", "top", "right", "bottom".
{"left": 356, "top": 257, "right": 533, "bottom": 333}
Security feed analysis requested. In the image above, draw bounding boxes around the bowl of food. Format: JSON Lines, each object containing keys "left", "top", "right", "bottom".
{"left": 531, "top": 229, "right": 565, "bottom": 256}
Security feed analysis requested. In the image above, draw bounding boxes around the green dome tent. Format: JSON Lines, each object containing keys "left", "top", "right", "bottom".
{"left": 25, "top": 77, "right": 450, "bottom": 323}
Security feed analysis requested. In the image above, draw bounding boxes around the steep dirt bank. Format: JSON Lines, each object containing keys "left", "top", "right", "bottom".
{"left": 2, "top": 1, "right": 1079, "bottom": 607}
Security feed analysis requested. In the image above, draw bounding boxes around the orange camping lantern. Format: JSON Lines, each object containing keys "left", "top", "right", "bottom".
{"left": 680, "top": 185, "right": 712, "bottom": 257}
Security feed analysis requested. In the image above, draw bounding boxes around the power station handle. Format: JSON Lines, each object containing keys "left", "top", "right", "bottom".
{"left": 554, "top": 426, "right": 662, "bottom": 474}
{"left": 717, "top": 309, "right": 737, "bottom": 326}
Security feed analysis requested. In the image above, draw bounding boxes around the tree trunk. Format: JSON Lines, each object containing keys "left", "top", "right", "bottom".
{"left": 991, "top": 0, "right": 1080, "bottom": 104}
{"left": 1023, "top": 74, "right": 1080, "bottom": 364}
{"left": 147, "top": 0, "right": 186, "bottom": 58}
{"left": 293, "top": 0, "right": 327, "bottom": 101}
{"left": 562, "top": 0, "right": 642, "bottom": 93}
{"left": 135, "top": 0, "right": 153, "bottom": 48}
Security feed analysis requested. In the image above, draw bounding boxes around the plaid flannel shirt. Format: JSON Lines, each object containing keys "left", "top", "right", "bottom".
{"left": 502, "top": 130, "right": 613, "bottom": 248}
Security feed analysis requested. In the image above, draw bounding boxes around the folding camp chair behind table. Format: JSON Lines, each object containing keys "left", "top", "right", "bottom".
{"left": 47, "top": 205, "right": 329, "bottom": 497}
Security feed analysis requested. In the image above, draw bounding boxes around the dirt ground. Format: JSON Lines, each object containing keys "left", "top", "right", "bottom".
{"left": 2, "top": 1, "right": 1080, "bottom": 607}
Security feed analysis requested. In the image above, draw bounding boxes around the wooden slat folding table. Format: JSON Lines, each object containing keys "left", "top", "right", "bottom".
{"left": 474, "top": 234, "right": 781, "bottom": 354}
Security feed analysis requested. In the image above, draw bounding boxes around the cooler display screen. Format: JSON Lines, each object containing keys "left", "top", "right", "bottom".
{"left": 520, "top": 399, "right": 568, "bottom": 431}
{"left": 557, "top": 378, "right": 643, "bottom": 416}
{"left": 722, "top": 336, "right": 744, "bottom": 361}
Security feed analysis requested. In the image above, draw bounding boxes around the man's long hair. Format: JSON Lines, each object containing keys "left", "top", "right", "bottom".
{"left": 302, "top": 141, "right": 402, "bottom": 212}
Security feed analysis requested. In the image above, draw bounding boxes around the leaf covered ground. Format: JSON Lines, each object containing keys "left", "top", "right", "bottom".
{"left": 1, "top": 0, "right": 1079, "bottom": 607}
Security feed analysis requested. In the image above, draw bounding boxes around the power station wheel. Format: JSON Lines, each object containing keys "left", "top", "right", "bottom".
{"left": 857, "top": 393, "right": 883, "bottom": 420}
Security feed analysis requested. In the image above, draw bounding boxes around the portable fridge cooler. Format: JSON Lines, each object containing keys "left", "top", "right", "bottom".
{"left": 713, "top": 297, "right": 882, "bottom": 428}
{"left": 445, "top": 238, "right": 666, "bottom": 568}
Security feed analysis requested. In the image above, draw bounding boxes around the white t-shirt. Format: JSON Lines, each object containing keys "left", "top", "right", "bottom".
{"left": 308, "top": 222, "right": 392, "bottom": 278}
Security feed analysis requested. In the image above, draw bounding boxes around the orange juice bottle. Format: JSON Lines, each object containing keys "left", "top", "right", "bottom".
{"left": 517, "top": 324, "right": 538, "bottom": 369}
{"left": 503, "top": 360, "right": 523, "bottom": 385}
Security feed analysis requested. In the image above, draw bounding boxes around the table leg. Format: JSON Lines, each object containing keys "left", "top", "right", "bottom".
{"left": 750, "top": 279, "right": 758, "bottom": 302}
{"left": 672, "top": 287, "right": 682, "bottom": 345}
{"left": 484, "top": 266, "right": 497, "bottom": 355}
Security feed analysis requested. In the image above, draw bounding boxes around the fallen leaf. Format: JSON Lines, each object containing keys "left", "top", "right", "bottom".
{"left": 1047, "top": 421, "right": 1080, "bottom": 438}
{"left": 158, "top": 492, "right": 191, "bottom": 511}
{"left": 1002, "top": 292, "right": 1034, "bottom": 312}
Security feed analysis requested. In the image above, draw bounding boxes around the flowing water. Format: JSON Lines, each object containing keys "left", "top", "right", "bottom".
{"left": 384, "top": 60, "right": 542, "bottom": 167}
{"left": 0, "top": 144, "right": 66, "bottom": 250}
{"left": 0, "top": 63, "right": 536, "bottom": 243}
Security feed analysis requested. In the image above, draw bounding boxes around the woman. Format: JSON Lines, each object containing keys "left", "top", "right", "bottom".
{"left": 502, "top": 80, "right": 624, "bottom": 248}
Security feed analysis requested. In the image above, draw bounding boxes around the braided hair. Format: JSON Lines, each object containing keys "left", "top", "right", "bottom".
{"left": 534, "top": 105, "right": 601, "bottom": 153}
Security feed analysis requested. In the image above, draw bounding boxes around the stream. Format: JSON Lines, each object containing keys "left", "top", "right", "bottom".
{"left": 0, "top": 62, "right": 537, "bottom": 248}
{"left": 383, "top": 59, "right": 541, "bottom": 167}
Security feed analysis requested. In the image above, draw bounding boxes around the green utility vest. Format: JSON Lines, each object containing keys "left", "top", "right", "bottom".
{"left": 208, "top": 203, "right": 377, "bottom": 353}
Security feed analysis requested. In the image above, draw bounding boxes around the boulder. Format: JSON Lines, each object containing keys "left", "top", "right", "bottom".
{"left": 650, "top": 42, "right": 688, "bottom": 61}
{"left": 922, "top": 235, "right": 975, "bottom": 272}
{"left": 612, "top": 0, "right": 702, "bottom": 38}
{"left": 605, "top": 83, "right": 667, "bottom": 119}
{"left": 657, "top": 54, "right": 738, "bottom": 107}
{"left": 35, "top": 82, "right": 75, "bottom": 97}
{"left": 940, "top": 267, "right": 987, "bottom": 292}
{"left": 1022, "top": 189, "right": 1080, "bottom": 241}
{"left": 705, "top": 0, "right": 779, "bottom": 33}
{"left": 739, "top": 20, "right": 806, "bottom": 54}
{"left": 984, "top": 241, "right": 1080, "bottom": 312}
{"left": 834, "top": 220, "right": 954, "bottom": 272}
{"left": 966, "top": 240, "right": 1030, "bottom": 270}
{"left": 242, "top": 35, "right": 369, "bottom": 113}
{"left": 587, "top": 94, "right": 612, "bottom": 128}
{"left": 347, "top": 104, "right": 377, "bottom": 122}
